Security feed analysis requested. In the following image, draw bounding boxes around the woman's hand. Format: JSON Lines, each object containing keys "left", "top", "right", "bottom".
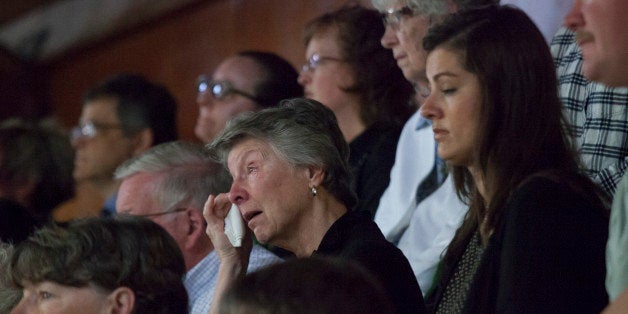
{"left": 203, "top": 193, "right": 252, "bottom": 262}
{"left": 203, "top": 193, "right": 253, "bottom": 314}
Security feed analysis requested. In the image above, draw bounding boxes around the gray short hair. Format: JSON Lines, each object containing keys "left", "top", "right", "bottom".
{"left": 115, "top": 141, "right": 232, "bottom": 211}
{"left": 206, "top": 98, "right": 357, "bottom": 210}
{"left": 371, "top": 0, "right": 500, "bottom": 17}
{"left": 371, "top": 0, "right": 448, "bottom": 16}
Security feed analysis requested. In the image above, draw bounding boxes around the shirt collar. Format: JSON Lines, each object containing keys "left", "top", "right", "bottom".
{"left": 415, "top": 115, "right": 432, "bottom": 130}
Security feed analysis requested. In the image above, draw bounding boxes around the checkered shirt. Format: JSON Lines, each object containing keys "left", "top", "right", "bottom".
{"left": 184, "top": 245, "right": 282, "bottom": 314}
{"left": 551, "top": 27, "right": 628, "bottom": 196}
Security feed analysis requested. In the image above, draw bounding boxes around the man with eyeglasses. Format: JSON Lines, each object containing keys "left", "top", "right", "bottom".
{"left": 56, "top": 73, "right": 178, "bottom": 220}
{"left": 194, "top": 50, "right": 302, "bottom": 143}
{"left": 114, "top": 141, "right": 282, "bottom": 313}
{"left": 370, "top": 0, "right": 498, "bottom": 296}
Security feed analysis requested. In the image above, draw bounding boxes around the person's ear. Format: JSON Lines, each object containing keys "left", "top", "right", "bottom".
{"left": 107, "top": 286, "right": 135, "bottom": 314}
{"left": 131, "top": 128, "right": 153, "bottom": 156}
{"left": 184, "top": 207, "right": 208, "bottom": 250}
{"left": 306, "top": 166, "right": 325, "bottom": 187}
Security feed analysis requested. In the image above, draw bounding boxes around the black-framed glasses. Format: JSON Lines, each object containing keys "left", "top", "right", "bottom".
{"left": 197, "top": 76, "right": 261, "bottom": 103}
{"left": 70, "top": 121, "right": 123, "bottom": 141}
{"left": 381, "top": 6, "right": 416, "bottom": 30}
{"left": 119, "top": 207, "right": 187, "bottom": 218}
{"left": 301, "top": 53, "right": 346, "bottom": 73}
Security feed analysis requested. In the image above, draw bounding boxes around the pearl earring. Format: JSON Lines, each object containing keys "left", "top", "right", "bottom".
{"left": 311, "top": 187, "right": 318, "bottom": 196}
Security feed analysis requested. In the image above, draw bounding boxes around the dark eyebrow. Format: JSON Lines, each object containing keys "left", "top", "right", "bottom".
{"left": 432, "top": 71, "right": 458, "bottom": 82}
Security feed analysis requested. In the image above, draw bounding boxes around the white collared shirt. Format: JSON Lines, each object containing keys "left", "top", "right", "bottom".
{"left": 374, "top": 110, "right": 468, "bottom": 295}
{"left": 184, "top": 245, "right": 282, "bottom": 314}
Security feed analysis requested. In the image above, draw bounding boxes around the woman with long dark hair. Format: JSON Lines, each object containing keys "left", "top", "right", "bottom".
{"left": 420, "top": 5, "right": 610, "bottom": 313}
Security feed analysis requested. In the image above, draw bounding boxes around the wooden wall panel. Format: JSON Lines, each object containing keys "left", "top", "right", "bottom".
{"left": 47, "top": 0, "right": 359, "bottom": 141}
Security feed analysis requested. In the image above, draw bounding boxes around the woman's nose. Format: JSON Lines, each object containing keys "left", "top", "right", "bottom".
{"left": 420, "top": 93, "right": 440, "bottom": 121}
{"left": 228, "top": 181, "right": 247, "bottom": 205}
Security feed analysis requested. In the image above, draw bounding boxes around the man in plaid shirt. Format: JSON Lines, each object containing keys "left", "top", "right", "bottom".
{"left": 551, "top": 26, "right": 628, "bottom": 196}
{"left": 561, "top": 0, "right": 628, "bottom": 308}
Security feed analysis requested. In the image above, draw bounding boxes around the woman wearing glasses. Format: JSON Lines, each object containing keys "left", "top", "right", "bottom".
{"left": 297, "top": 5, "right": 415, "bottom": 218}
{"left": 194, "top": 51, "right": 302, "bottom": 144}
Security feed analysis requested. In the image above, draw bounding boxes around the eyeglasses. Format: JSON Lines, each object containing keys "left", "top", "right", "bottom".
{"left": 301, "top": 53, "right": 346, "bottom": 73}
{"left": 381, "top": 6, "right": 416, "bottom": 30}
{"left": 197, "top": 76, "right": 261, "bottom": 103}
{"left": 118, "top": 207, "right": 187, "bottom": 218}
{"left": 70, "top": 121, "right": 123, "bottom": 141}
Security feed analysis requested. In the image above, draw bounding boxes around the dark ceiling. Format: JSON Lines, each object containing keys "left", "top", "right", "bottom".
{"left": 0, "top": 0, "right": 197, "bottom": 62}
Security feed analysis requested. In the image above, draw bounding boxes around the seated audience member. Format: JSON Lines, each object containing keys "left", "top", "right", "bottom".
{"left": 10, "top": 216, "right": 188, "bottom": 313}
{"left": 203, "top": 98, "right": 425, "bottom": 314}
{"left": 0, "top": 119, "right": 74, "bottom": 243}
{"left": 421, "top": 5, "right": 609, "bottom": 312}
{"left": 114, "top": 141, "right": 282, "bottom": 313}
{"left": 0, "top": 242, "right": 20, "bottom": 313}
{"left": 55, "top": 73, "right": 178, "bottom": 220}
{"left": 553, "top": 25, "right": 628, "bottom": 307}
{"left": 219, "top": 256, "right": 395, "bottom": 314}
{"left": 563, "top": 0, "right": 628, "bottom": 307}
{"left": 196, "top": 51, "right": 301, "bottom": 259}
{"left": 298, "top": 5, "right": 415, "bottom": 217}
{"left": 563, "top": 0, "right": 628, "bottom": 87}
{"left": 370, "top": 0, "right": 497, "bottom": 294}
{"left": 551, "top": 27, "right": 628, "bottom": 197}
{"left": 195, "top": 50, "right": 303, "bottom": 144}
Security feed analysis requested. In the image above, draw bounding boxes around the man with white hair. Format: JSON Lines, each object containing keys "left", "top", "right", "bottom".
{"left": 115, "top": 141, "right": 281, "bottom": 313}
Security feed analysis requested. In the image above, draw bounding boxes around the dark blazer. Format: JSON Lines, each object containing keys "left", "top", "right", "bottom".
{"left": 429, "top": 176, "right": 609, "bottom": 313}
{"left": 314, "top": 210, "right": 426, "bottom": 314}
